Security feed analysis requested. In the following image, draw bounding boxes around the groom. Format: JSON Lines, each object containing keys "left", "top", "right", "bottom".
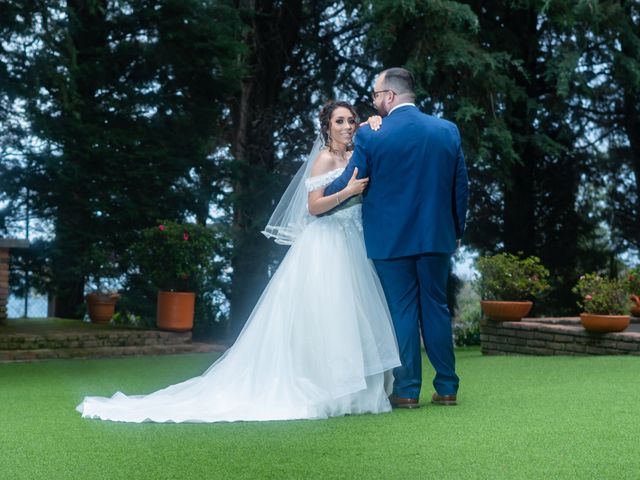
{"left": 324, "top": 68, "right": 468, "bottom": 408}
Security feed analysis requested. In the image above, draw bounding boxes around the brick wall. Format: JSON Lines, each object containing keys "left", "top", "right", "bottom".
{"left": 481, "top": 317, "right": 640, "bottom": 355}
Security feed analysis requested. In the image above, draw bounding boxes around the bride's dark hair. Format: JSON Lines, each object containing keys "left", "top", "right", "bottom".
{"left": 319, "top": 100, "right": 357, "bottom": 146}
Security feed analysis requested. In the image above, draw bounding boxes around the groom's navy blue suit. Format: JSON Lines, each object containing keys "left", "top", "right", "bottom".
{"left": 324, "top": 105, "right": 468, "bottom": 398}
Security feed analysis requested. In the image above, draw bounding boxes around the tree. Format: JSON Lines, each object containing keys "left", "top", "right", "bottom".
{"left": 226, "top": 0, "right": 370, "bottom": 336}
{"left": 354, "top": 0, "right": 614, "bottom": 313}
{"left": 577, "top": 1, "right": 640, "bottom": 256}
{"left": 0, "top": 0, "right": 243, "bottom": 318}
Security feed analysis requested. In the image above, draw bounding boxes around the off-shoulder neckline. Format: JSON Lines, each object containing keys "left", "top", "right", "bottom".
{"left": 308, "top": 167, "right": 344, "bottom": 180}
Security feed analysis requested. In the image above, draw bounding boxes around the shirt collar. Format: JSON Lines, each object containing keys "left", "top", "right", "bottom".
{"left": 388, "top": 103, "right": 416, "bottom": 116}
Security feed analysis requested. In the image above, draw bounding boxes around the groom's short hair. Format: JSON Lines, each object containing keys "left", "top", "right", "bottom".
{"left": 381, "top": 68, "right": 415, "bottom": 96}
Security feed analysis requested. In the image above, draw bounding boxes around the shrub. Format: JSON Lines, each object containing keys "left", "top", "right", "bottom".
{"left": 625, "top": 267, "right": 640, "bottom": 295}
{"left": 131, "top": 220, "right": 225, "bottom": 292}
{"left": 572, "top": 273, "right": 630, "bottom": 315}
{"left": 475, "top": 253, "right": 550, "bottom": 301}
{"left": 453, "top": 282, "right": 481, "bottom": 346}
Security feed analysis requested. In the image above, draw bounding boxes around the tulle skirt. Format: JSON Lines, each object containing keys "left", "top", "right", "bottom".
{"left": 77, "top": 205, "right": 400, "bottom": 422}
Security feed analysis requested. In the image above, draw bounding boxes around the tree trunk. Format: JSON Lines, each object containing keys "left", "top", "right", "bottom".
{"left": 502, "top": 140, "right": 537, "bottom": 256}
{"left": 229, "top": 0, "right": 303, "bottom": 338}
{"left": 52, "top": 205, "right": 88, "bottom": 319}
{"left": 51, "top": 0, "right": 108, "bottom": 318}
{"left": 482, "top": 3, "right": 583, "bottom": 313}
{"left": 500, "top": 6, "right": 538, "bottom": 256}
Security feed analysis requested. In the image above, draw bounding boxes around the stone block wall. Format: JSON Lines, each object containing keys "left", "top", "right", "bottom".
{"left": 480, "top": 317, "right": 640, "bottom": 355}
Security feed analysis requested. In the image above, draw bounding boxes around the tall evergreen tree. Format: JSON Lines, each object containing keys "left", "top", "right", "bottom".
{"left": 226, "top": 0, "right": 368, "bottom": 336}
{"left": 577, "top": 1, "right": 640, "bottom": 256}
{"left": 227, "top": 0, "right": 304, "bottom": 335}
{"left": 0, "top": 0, "right": 243, "bottom": 317}
{"left": 353, "top": 0, "right": 612, "bottom": 313}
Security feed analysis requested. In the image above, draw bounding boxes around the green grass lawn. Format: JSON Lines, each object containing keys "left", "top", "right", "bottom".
{"left": 1, "top": 348, "right": 639, "bottom": 479}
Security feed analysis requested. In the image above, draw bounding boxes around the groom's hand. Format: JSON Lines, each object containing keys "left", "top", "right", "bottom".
{"left": 361, "top": 115, "right": 382, "bottom": 131}
{"left": 345, "top": 167, "right": 369, "bottom": 196}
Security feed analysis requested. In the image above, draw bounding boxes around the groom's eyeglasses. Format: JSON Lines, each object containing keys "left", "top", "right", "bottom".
{"left": 371, "top": 89, "right": 396, "bottom": 100}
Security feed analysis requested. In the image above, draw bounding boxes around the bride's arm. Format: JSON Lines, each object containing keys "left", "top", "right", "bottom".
{"left": 323, "top": 131, "right": 370, "bottom": 197}
{"left": 307, "top": 151, "right": 368, "bottom": 216}
{"left": 308, "top": 169, "right": 367, "bottom": 216}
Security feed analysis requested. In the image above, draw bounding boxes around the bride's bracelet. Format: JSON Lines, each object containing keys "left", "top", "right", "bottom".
{"left": 336, "top": 194, "right": 341, "bottom": 206}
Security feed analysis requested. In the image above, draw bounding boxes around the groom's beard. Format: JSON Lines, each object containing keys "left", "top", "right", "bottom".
{"left": 376, "top": 103, "right": 390, "bottom": 117}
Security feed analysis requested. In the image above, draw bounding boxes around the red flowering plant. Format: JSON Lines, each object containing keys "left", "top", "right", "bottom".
{"left": 572, "top": 273, "right": 631, "bottom": 315}
{"left": 131, "top": 220, "right": 223, "bottom": 292}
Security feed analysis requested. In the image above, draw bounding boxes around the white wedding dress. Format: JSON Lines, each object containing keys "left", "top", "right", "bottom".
{"left": 76, "top": 168, "right": 400, "bottom": 423}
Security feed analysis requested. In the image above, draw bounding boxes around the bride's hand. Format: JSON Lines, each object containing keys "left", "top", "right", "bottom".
{"left": 345, "top": 167, "right": 369, "bottom": 197}
{"left": 361, "top": 115, "right": 382, "bottom": 131}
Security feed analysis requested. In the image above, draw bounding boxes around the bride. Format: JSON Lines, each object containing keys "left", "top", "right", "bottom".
{"left": 76, "top": 100, "right": 400, "bottom": 422}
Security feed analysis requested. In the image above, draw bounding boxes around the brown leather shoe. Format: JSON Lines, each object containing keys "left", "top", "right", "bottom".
{"left": 431, "top": 392, "right": 457, "bottom": 406}
{"left": 389, "top": 395, "right": 420, "bottom": 409}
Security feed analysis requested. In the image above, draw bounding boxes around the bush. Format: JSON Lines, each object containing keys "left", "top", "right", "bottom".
{"left": 111, "top": 311, "right": 143, "bottom": 327}
{"left": 453, "top": 282, "right": 481, "bottom": 346}
{"left": 572, "top": 273, "right": 630, "bottom": 315}
{"left": 453, "top": 323, "right": 480, "bottom": 347}
{"left": 626, "top": 267, "right": 640, "bottom": 295}
{"left": 127, "top": 220, "right": 230, "bottom": 337}
{"left": 131, "top": 220, "right": 225, "bottom": 292}
{"left": 475, "top": 253, "right": 550, "bottom": 301}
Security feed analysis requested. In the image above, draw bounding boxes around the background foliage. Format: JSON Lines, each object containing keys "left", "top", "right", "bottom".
{"left": 1, "top": 1, "right": 639, "bottom": 337}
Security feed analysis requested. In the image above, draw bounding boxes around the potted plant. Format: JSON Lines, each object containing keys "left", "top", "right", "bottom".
{"left": 132, "top": 221, "right": 223, "bottom": 331}
{"left": 626, "top": 267, "right": 640, "bottom": 317}
{"left": 475, "top": 253, "right": 550, "bottom": 321}
{"left": 573, "top": 273, "right": 631, "bottom": 333}
{"left": 85, "top": 246, "right": 121, "bottom": 324}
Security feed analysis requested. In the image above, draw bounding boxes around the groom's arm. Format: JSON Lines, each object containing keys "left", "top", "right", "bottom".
{"left": 323, "top": 129, "right": 370, "bottom": 196}
{"left": 451, "top": 127, "right": 469, "bottom": 240}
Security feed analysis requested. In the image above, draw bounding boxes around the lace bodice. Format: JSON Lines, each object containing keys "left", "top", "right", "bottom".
{"left": 305, "top": 168, "right": 345, "bottom": 192}
{"left": 305, "top": 167, "right": 362, "bottom": 228}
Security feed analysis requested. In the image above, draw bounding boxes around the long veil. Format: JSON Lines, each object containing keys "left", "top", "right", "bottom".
{"left": 261, "top": 135, "right": 324, "bottom": 245}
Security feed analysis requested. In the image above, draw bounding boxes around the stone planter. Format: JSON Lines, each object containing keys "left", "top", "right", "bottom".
{"left": 480, "top": 300, "right": 533, "bottom": 322}
{"left": 579, "top": 313, "right": 630, "bottom": 333}
{"left": 85, "top": 292, "right": 120, "bottom": 324}
{"left": 157, "top": 291, "right": 195, "bottom": 332}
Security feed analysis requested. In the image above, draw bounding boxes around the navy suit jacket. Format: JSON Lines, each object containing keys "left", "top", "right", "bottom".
{"left": 324, "top": 105, "right": 468, "bottom": 259}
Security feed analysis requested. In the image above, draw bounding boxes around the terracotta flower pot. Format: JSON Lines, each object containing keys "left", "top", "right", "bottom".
{"left": 480, "top": 300, "right": 533, "bottom": 322}
{"left": 580, "top": 313, "right": 630, "bottom": 333}
{"left": 86, "top": 292, "right": 120, "bottom": 324}
{"left": 157, "top": 291, "right": 195, "bottom": 332}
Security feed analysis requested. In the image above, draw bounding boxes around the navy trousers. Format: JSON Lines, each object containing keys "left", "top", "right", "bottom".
{"left": 373, "top": 253, "right": 459, "bottom": 398}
